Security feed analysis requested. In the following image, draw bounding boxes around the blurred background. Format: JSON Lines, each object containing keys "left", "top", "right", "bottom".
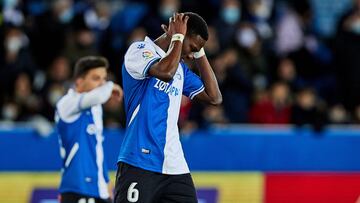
{"left": 1, "top": 0, "right": 360, "bottom": 202}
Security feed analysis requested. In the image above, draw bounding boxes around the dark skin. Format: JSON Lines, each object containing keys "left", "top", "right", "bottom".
{"left": 149, "top": 13, "right": 222, "bottom": 105}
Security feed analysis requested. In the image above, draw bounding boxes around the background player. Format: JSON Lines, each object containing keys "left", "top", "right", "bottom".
{"left": 55, "top": 56, "right": 123, "bottom": 203}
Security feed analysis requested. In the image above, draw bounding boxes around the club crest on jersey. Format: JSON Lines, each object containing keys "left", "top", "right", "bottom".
{"left": 142, "top": 50, "right": 154, "bottom": 59}
{"left": 137, "top": 43, "right": 145, "bottom": 49}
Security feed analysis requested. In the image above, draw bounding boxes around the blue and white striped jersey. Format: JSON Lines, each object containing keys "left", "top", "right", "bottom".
{"left": 118, "top": 37, "right": 205, "bottom": 175}
{"left": 55, "top": 82, "right": 114, "bottom": 199}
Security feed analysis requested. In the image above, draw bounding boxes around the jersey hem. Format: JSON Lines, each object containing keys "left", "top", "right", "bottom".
{"left": 117, "top": 158, "right": 190, "bottom": 175}
{"left": 59, "top": 188, "right": 109, "bottom": 199}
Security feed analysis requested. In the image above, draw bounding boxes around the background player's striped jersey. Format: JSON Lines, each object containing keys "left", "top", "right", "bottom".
{"left": 55, "top": 82, "right": 113, "bottom": 199}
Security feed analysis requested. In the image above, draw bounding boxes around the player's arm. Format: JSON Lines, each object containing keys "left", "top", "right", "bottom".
{"left": 79, "top": 82, "right": 122, "bottom": 110}
{"left": 148, "top": 13, "right": 189, "bottom": 82}
{"left": 193, "top": 54, "right": 222, "bottom": 105}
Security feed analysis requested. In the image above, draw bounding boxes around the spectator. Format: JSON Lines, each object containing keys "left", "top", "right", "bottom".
{"left": 202, "top": 105, "right": 228, "bottom": 125}
{"left": 0, "top": 26, "right": 36, "bottom": 100}
{"left": 353, "top": 105, "right": 360, "bottom": 124}
{"left": 64, "top": 26, "right": 98, "bottom": 66}
{"left": 141, "top": 0, "right": 181, "bottom": 39}
{"left": 213, "top": 0, "right": 242, "bottom": 49}
{"left": 275, "top": 0, "right": 312, "bottom": 55}
{"left": 84, "top": 1, "right": 111, "bottom": 32}
{"left": 12, "top": 72, "right": 42, "bottom": 121}
{"left": 2, "top": 0, "right": 24, "bottom": 27}
{"left": 1, "top": 100, "right": 19, "bottom": 122}
{"left": 0, "top": 0, "right": 360, "bottom": 127}
{"left": 335, "top": 0, "right": 360, "bottom": 111}
{"left": 29, "top": 0, "right": 73, "bottom": 69}
{"left": 40, "top": 56, "right": 71, "bottom": 121}
{"left": 274, "top": 57, "right": 305, "bottom": 92}
{"left": 220, "top": 48, "right": 253, "bottom": 122}
{"left": 249, "top": 82, "right": 292, "bottom": 124}
{"left": 328, "top": 104, "right": 350, "bottom": 124}
{"left": 291, "top": 88, "right": 327, "bottom": 131}
{"left": 275, "top": 0, "right": 336, "bottom": 102}
{"left": 126, "top": 27, "right": 147, "bottom": 46}
{"left": 204, "top": 26, "right": 221, "bottom": 59}
{"left": 244, "top": 0, "right": 274, "bottom": 41}
{"left": 311, "top": 0, "right": 352, "bottom": 38}
{"left": 235, "top": 23, "right": 269, "bottom": 91}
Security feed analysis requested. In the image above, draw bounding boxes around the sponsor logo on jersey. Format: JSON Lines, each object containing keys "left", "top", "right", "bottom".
{"left": 154, "top": 79, "right": 180, "bottom": 96}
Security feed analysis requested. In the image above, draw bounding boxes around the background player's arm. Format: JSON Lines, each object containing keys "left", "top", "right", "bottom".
{"left": 79, "top": 82, "right": 122, "bottom": 110}
{"left": 57, "top": 82, "right": 122, "bottom": 119}
{"left": 193, "top": 55, "right": 222, "bottom": 105}
{"left": 148, "top": 13, "right": 189, "bottom": 82}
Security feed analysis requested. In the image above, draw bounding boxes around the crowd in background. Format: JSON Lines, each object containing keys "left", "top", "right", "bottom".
{"left": 1, "top": 0, "right": 360, "bottom": 132}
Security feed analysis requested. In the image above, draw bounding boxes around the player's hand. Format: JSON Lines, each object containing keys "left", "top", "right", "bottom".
{"left": 111, "top": 84, "right": 123, "bottom": 102}
{"left": 108, "top": 182, "right": 114, "bottom": 202}
{"left": 167, "top": 13, "right": 189, "bottom": 36}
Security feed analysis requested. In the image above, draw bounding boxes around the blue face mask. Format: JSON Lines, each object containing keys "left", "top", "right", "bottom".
{"left": 59, "top": 8, "right": 74, "bottom": 24}
{"left": 4, "top": 0, "right": 18, "bottom": 8}
{"left": 221, "top": 7, "right": 240, "bottom": 25}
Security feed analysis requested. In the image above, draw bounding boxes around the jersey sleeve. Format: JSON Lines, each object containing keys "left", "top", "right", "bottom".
{"left": 56, "top": 82, "right": 114, "bottom": 121}
{"left": 182, "top": 63, "right": 205, "bottom": 100}
{"left": 78, "top": 81, "right": 114, "bottom": 110}
{"left": 56, "top": 92, "right": 81, "bottom": 122}
{"left": 124, "top": 41, "right": 161, "bottom": 80}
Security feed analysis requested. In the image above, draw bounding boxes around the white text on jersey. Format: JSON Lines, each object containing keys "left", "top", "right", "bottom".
{"left": 154, "top": 79, "right": 179, "bottom": 96}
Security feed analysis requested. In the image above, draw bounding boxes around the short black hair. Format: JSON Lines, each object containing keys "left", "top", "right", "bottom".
{"left": 184, "top": 12, "right": 209, "bottom": 41}
{"left": 73, "top": 56, "right": 108, "bottom": 78}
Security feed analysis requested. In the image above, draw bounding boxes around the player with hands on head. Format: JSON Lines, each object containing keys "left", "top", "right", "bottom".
{"left": 115, "top": 12, "right": 222, "bottom": 203}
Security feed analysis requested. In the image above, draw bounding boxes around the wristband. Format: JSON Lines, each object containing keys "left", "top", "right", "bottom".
{"left": 193, "top": 47, "right": 205, "bottom": 59}
{"left": 171, "top": 34, "right": 184, "bottom": 43}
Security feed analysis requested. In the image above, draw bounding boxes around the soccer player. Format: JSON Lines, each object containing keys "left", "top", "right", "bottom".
{"left": 55, "top": 56, "right": 123, "bottom": 203}
{"left": 114, "top": 12, "right": 222, "bottom": 202}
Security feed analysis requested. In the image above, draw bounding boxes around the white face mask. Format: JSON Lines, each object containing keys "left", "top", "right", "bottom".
{"left": 6, "top": 36, "right": 22, "bottom": 53}
{"left": 48, "top": 88, "right": 64, "bottom": 106}
{"left": 351, "top": 19, "right": 360, "bottom": 35}
{"left": 159, "top": 5, "right": 177, "bottom": 20}
{"left": 2, "top": 104, "right": 18, "bottom": 120}
{"left": 237, "top": 28, "right": 257, "bottom": 48}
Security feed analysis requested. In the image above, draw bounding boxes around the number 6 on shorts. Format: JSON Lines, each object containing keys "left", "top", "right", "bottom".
{"left": 127, "top": 182, "right": 139, "bottom": 202}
